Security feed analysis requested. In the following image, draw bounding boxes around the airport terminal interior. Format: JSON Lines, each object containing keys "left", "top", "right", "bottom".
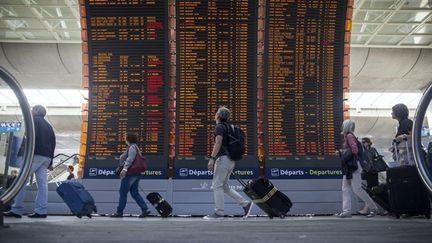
{"left": 0, "top": 0, "right": 432, "bottom": 242}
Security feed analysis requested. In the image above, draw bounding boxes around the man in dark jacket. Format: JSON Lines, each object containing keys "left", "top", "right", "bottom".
{"left": 4, "top": 105, "right": 56, "bottom": 218}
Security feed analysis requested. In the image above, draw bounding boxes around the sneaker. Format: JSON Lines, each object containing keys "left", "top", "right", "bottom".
{"left": 109, "top": 213, "right": 123, "bottom": 218}
{"left": 139, "top": 210, "right": 151, "bottom": 218}
{"left": 243, "top": 202, "right": 253, "bottom": 218}
{"left": 3, "top": 211, "right": 22, "bottom": 218}
{"left": 27, "top": 213, "right": 47, "bottom": 218}
{"left": 335, "top": 212, "right": 352, "bottom": 218}
{"left": 203, "top": 213, "right": 224, "bottom": 220}
{"left": 366, "top": 211, "right": 377, "bottom": 218}
{"left": 356, "top": 210, "right": 368, "bottom": 216}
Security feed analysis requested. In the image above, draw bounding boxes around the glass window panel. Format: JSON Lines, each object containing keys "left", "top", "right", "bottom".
{"left": 355, "top": 10, "right": 392, "bottom": 23}
{"left": 417, "top": 25, "right": 432, "bottom": 33}
{"left": 369, "top": 35, "right": 404, "bottom": 45}
{"left": 363, "top": 0, "right": 399, "bottom": 9}
{"left": 390, "top": 11, "right": 430, "bottom": 22}
{"left": 401, "top": 0, "right": 432, "bottom": 9}
{"left": 401, "top": 36, "right": 432, "bottom": 45}
{"left": 380, "top": 24, "right": 418, "bottom": 34}
{"left": 351, "top": 35, "right": 370, "bottom": 44}
{"left": 0, "top": 30, "right": 21, "bottom": 39}
{"left": 352, "top": 23, "right": 380, "bottom": 33}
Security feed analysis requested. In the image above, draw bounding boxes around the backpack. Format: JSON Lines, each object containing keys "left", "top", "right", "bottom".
{"left": 356, "top": 139, "right": 374, "bottom": 173}
{"left": 222, "top": 123, "right": 245, "bottom": 161}
{"left": 347, "top": 132, "right": 373, "bottom": 172}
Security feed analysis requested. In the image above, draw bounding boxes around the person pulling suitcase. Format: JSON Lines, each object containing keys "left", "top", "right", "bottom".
{"left": 203, "top": 106, "right": 253, "bottom": 220}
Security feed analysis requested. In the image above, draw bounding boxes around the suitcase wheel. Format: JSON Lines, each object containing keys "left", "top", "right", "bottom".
{"left": 269, "top": 216, "right": 274, "bottom": 219}
{"left": 279, "top": 214, "right": 286, "bottom": 219}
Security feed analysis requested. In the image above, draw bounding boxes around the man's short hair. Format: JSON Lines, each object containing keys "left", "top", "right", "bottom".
{"left": 32, "top": 105, "right": 47, "bottom": 117}
{"left": 216, "top": 106, "right": 231, "bottom": 122}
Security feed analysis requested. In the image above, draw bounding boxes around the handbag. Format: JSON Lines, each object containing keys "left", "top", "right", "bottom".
{"left": 127, "top": 151, "right": 148, "bottom": 176}
{"left": 340, "top": 148, "right": 358, "bottom": 171}
{"left": 115, "top": 145, "right": 148, "bottom": 176}
{"left": 371, "top": 155, "right": 388, "bottom": 173}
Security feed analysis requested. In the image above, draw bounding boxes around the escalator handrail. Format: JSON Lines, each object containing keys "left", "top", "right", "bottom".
{"left": 413, "top": 83, "right": 432, "bottom": 194}
{"left": 52, "top": 153, "right": 79, "bottom": 170}
{"left": 0, "top": 66, "right": 35, "bottom": 204}
{"left": 29, "top": 153, "right": 79, "bottom": 184}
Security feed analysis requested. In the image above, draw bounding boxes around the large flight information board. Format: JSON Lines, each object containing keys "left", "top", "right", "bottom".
{"left": 265, "top": 0, "right": 347, "bottom": 178}
{"left": 175, "top": 0, "right": 258, "bottom": 179}
{"left": 84, "top": 0, "right": 168, "bottom": 178}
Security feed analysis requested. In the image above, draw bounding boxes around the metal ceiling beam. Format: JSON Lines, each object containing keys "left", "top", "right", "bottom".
{"left": 0, "top": 4, "right": 78, "bottom": 8}
{"left": 0, "top": 28, "right": 80, "bottom": 32}
{"left": 396, "top": 13, "right": 432, "bottom": 45}
{"left": 364, "top": 0, "right": 407, "bottom": 46}
{"left": 353, "top": 0, "right": 367, "bottom": 19}
{"left": 358, "top": 8, "right": 432, "bottom": 12}
{"left": 351, "top": 43, "right": 431, "bottom": 48}
{"left": 64, "top": 0, "right": 80, "bottom": 19}
{"left": 353, "top": 33, "right": 432, "bottom": 36}
{"left": 21, "top": 0, "right": 61, "bottom": 41}
{"left": 0, "top": 17, "right": 78, "bottom": 21}
{"left": 0, "top": 39, "right": 80, "bottom": 43}
{"left": 354, "top": 21, "right": 432, "bottom": 25}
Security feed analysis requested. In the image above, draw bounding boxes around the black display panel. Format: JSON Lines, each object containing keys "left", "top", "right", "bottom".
{"left": 84, "top": 0, "right": 168, "bottom": 178}
{"left": 175, "top": 0, "right": 258, "bottom": 179}
{"left": 265, "top": 0, "right": 346, "bottom": 173}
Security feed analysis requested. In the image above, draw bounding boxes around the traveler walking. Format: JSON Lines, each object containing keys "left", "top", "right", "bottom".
{"left": 335, "top": 119, "right": 378, "bottom": 218}
{"left": 203, "top": 106, "right": 253, "bottom": 220}
{"left": 110, "top": 132, "right": 150, "bottom": 218}
{"left": 3, "top": 105, "right": 56, "bottom": 218}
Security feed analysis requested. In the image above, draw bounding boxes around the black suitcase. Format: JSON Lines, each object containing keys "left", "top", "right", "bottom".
{"left": 363, "top": 184, "right": 392, "bottom": 213}
{"left": 234, "top": 175, "right": 292, "bottom": 219}
{"left": 146, "top": 192, "right": 172, "bottom": 217}
{"left": 56, "top": 181, "right": 97, "bottom": 218}
{"left": 386, "top": 166, "right": 431, "bottom": 219}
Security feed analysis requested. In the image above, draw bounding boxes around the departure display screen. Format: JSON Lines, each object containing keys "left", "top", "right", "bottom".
{"left": 85, "top": 0, "right": 168, "bottom": 171}
{"left": 175, "top": 0, "right": 258, "bottom": 174}
{"left": 265, "top": 0, "right": 346, "bottom": 165}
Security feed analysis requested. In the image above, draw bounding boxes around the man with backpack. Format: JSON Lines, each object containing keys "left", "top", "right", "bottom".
{"left": 203, "top": 106, "right": 253, "bottom": 220}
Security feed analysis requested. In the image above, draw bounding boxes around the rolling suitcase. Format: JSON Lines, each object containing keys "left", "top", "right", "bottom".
{"left": 56, "top": 181, "right": 97, "bottom": 218}
{"left": 234, "top": 174, "right": 292, "bottom": 219}
{"left": 386, "top": 166, "right": 431, "bottom": 219}
{"left": 146, "top": 192, "right": 172, "bottom": 217}
{"left": 362, "top": 184, "right": 392, "bottom": 213}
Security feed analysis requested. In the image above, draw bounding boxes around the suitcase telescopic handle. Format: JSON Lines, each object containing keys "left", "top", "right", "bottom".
{"left": 231, "top": 172, "right": 248, "bottom": 188}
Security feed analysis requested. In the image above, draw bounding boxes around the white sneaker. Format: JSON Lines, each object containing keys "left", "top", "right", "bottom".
{"left": 203, "top": 213, "right": 224, "bottom": 220}
{"left": 335, "top": 212, "right": 352, "bottom": 218}
{"left": 243, "top": 202, "right": 253, "bottom": 218}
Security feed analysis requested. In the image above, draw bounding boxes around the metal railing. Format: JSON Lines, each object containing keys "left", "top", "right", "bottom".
{"left": 29, "top": 153, "right": 79, "bottom": 184}
{"left": 0, "top": 66, "right": 35, "bottom": 228}
{"left": 413, "top": 84, "right": 432, "bottom": 194}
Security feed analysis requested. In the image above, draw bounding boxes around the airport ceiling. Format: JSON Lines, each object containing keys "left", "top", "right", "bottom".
{"left": 0, "top": 0, "right": 431, "bottom": 47}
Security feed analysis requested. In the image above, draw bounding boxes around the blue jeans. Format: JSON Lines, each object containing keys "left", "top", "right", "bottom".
{"left": 116, "top": 175, "right": 148, "bottom": 214}
{"left": 11, "top": 155, "right": 51, "bottom": 215}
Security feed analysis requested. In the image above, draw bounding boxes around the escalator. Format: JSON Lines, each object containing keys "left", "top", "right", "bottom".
{"left": 0, "top": 66, "right": 34, "bottom": 228}
{"left": 413, "top": 84, "right": 432, "bottom": 195}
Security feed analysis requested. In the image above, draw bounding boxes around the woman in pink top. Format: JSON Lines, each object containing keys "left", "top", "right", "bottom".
{"left": 335, "top": 119, "right": 378, "bottom": 218}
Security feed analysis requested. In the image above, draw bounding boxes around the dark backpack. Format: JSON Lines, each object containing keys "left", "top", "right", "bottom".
{"left": 356, "top": 139, "right": 374, "bottom": 173}
{"left": 222, "top": 123, "right": 245, "bottom": 161}
{"left": 347, "top": 132, "right": 373, "bottom": 172}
